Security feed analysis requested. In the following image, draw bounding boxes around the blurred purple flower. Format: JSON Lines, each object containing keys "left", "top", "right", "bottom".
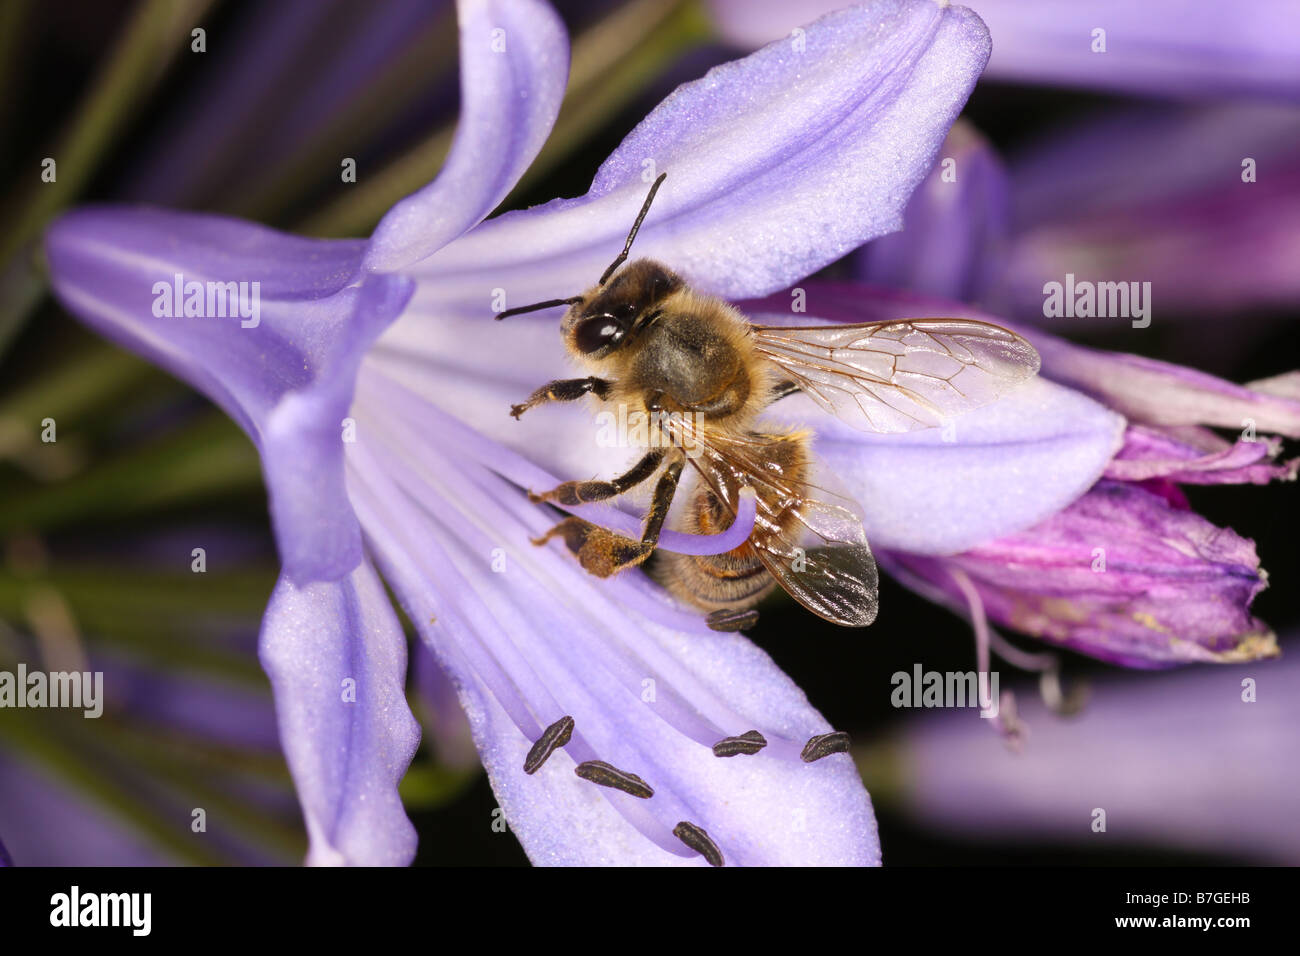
{"left": 856, "top": 106, "right": 1300, "bottom": 325}
{"left": 892, "top": 643, "right": 1300, "bottom": 863}
{"left": 708, "top": 0, "right": 1300, "bottom": 100}
{"left": 45, "top": 0, "right": 1036, "bottom": 866}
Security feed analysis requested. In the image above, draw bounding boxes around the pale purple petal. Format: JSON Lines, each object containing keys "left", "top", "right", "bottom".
{"left": 45, "top": 209, "right": 414, "bottom": 583}
{"left": 881, "top": 480, "right": 1278, "bottom": 668}
{"left": 410, "top": 0, "right": 991, "bottom": 311}
{"left": 709, "top": 0, "right": 1300, "bottom": 100}
{"left": 1104, "top": 424, "right": 1298, "bottom": 485}
{"left": 899, "top": 647, "right": 1300, "bottom": 862}
{"left": 259, "top": 563, "right": 421, "bottom": 866}
{"left": 346, "top": 369, "right": 880, "bottom": 866}
{"left": 364, "top": 0, "right": 569, "bottom": 273}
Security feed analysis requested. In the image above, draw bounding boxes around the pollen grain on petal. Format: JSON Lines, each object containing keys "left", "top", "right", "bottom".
{"left": 800, "top": 731, "right": 851, "bottom": 763}
{"left": 712, "top": 730, "right": 768, "bottom": 757}
{"left": 524, "top": 715, "right": 576, "bottom": 775}
{"left": 673, "top": 821, "right": 724, "bottom": 867}
{"left": 574, "top": 760, "right": 655, "bottom": 799}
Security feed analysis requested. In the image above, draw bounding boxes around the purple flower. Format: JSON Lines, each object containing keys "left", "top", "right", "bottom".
{"left": 47, "top": 0, "right": 1073, "bottom": 866}
{"left": 708, "top": 0, "right": 1300, "bottom": 100}
{"left": 892, "top": 643, "right": 1300, "bottom": 863}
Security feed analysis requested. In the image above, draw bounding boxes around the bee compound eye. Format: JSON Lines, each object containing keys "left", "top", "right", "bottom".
{"left": 575, "top": 316, "right": 625, "bottom": 353}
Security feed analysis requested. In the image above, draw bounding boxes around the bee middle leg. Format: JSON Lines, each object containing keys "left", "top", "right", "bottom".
{"left": 529, "top": 448, "right": 665, "bottom": 506}
{"left": 533, "top": 458, "right": 683, "bottom": 578}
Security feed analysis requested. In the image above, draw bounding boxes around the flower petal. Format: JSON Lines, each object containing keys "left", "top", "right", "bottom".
{"left": 259, "top": 562, "right": 421, "bottom": 866}
{"left": 363, "top": 0, "right": 569, "bottom": 273}
{"left": 346, "top": 371, "right": 881, "bottom": 866}
{"left": 45, "top": 208, "right": 414, "bottom": 582}
{"left": 881, "top": 481, "right": 1278, "bottom": 668}
{"left": 410, "top": 0, "right": 991, "bottom": 310}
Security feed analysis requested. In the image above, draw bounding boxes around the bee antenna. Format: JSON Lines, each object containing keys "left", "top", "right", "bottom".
{"left": 494, "top": 296, "right": 583, "bottom": 321}
{"left": 598, "top": 172, "right": 667, "bottom": 286}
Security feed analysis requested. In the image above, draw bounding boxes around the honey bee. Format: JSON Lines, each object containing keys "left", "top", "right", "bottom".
{"left": 497, "top": 174, "right": 1040, "bottom": 632}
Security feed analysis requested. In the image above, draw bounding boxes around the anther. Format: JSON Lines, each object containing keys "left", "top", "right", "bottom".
{"left": 523, "top": 715, "right": 575, "bottom": 774}
{"left": 711, "top": 730, "right": 767, "bottom": 757}
{"left": 673, "top": 821, "right": 724, "bottom": 867}
{"left": 574, "top": 760, "right": 655, "bottom": 798}
{"left": 800, "top": 730, "right": 851, "bottom": 762}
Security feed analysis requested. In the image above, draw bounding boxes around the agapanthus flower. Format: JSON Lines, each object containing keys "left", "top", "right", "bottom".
{"left": 40, "top": 0, "right": 1291, "bottom": 867}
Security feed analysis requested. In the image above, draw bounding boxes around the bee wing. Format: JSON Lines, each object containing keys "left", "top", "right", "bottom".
{"left": 675, "top": 422, "right": 879, "bottom": 628}
{"left": 749, "top": 494, "right": 879, "bottom": 628}
{"left": 751, "top": 318, "right": 1041, "bottom": 433}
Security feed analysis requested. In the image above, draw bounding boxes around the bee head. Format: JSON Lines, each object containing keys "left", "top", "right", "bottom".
{"left": 561, "top": 260, "right": 681, "bottom": 359}
{"left": 562, "top": 298, "right": 637, "bottom": 358}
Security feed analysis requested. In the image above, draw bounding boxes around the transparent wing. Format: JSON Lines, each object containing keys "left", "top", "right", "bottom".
{"left": 750, "top": 495, "right": 879, "bottom": 628}
{"left": 670, "top": 419, "right": 878, "bottom": 628}
{"left": 751, "top": 318, "right": 1041, "bottom": 433}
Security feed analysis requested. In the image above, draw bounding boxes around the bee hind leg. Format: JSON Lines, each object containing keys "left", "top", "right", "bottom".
{"left": 532, "top": 518, "right": 655, "bottom": 578}
{"left": 706, "top": 609, "right": 760, "bottom": 632}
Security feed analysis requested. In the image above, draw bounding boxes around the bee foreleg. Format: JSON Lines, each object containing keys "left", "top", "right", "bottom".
{"left": 529, "top": 448, "right": 664, "bottom": 506}
{"left": 532, "top": 458, "right": 684, "bottom": 578}
{"left": 510, "top": 377, "right": 610, "bottom": 420}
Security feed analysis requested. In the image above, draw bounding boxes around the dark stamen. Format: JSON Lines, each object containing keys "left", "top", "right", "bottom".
{"left": 800, "top": 731, "right": 851, "bottom": 762}
{"left": 711, "top": 730, "right": 768, "bottom": 757}
{"left": 574, "top": 760, "right": 654, "bottom": 798}
{"left": 524, "top": 715, "right": 575, "bottom": 774}
{"left": 673, "top": 821, "right": 724, "bottom": 867}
